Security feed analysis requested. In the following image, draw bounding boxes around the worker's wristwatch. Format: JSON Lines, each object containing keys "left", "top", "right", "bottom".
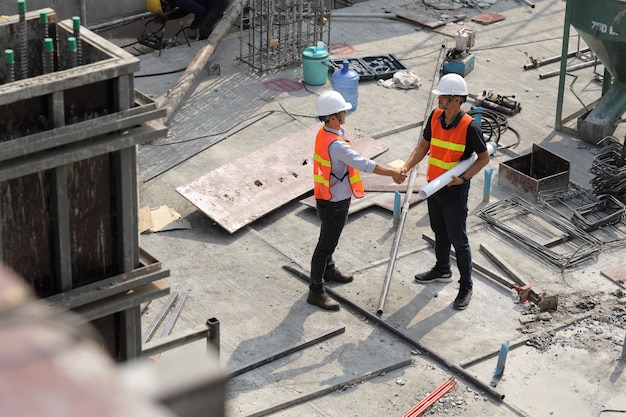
{"left": 460, "top": 175, "right": 468, "bottom": 184}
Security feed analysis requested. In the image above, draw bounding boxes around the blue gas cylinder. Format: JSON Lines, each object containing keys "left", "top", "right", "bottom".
{"left": 332, "top": 60, "right": 359, "bottom": 111}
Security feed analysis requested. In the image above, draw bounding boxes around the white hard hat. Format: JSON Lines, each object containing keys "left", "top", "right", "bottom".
{"left": 316, "top": 90, "right": 352, "bottom": 116}
{"left": 432, "top": 73, "right": 468, "bottom": 96}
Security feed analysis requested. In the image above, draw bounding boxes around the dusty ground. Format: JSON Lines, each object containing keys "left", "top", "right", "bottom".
{"left": 97, "top": 0, "right": 626, "bottom": 415}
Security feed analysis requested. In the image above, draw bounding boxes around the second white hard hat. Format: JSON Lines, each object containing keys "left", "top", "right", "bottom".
{"left": 316, "top": 90, "right": 352, "bottom": 116}
{"left": 432, "top": 73, "right": 468, "bottom": 96}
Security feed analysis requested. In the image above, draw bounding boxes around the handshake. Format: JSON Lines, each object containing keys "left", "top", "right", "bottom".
{"left": 391, "top": 167, "right": 407, "bottom": 184}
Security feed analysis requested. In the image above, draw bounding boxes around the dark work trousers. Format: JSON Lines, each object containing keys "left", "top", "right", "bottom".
{"left": 173, "top": 0, "right": 215, "bottom": 28}
{"left": 427, "top": 181, "right": 473, "bottom": 289}
{"left": 310, "top": 198, "right": 351, "bottom": 291}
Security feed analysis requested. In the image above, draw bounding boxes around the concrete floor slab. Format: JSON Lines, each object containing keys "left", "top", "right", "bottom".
{"left": 101, "top": 0, "right": 626, "bottom": 415}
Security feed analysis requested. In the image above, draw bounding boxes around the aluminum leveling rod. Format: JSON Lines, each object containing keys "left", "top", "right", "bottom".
{"left": 376, "top": 44, "right": 447, "bottom": 317}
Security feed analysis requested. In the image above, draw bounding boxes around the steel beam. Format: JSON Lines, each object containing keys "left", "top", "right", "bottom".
{"left": 71, "top": 281, "right": 170, "bottom": 322}
{"left": 0, "top": 121, "right": 167, "bottom": 182}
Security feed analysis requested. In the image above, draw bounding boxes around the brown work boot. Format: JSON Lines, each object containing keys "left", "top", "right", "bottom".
{"left": 307, "top": 289, "right": 340, "bottom": 310}
{"left": 324, "top": 267, "right": 353, "bottom": 283}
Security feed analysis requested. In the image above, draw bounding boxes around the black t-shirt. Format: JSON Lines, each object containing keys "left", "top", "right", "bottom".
{"left": 423, "top": 109, "right": 487, "bottom": 161}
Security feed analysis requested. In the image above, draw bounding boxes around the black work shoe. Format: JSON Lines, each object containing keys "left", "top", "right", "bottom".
{"left": 415, "top": 267, "right": 453, "bottom": 283}
{"left": 324, "top": 267, "right": 353, "bottom": 283}
{"left": 453, "top": 287, "right": 473, "bottom": 310}
{"left": 307, "top": 290, "right": 340, "bottom": 311}
{"left": 188, "top": 27, "right": 198, "bottom": 41}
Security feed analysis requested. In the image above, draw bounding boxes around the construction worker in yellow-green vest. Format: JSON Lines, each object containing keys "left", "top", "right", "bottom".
{"left": 401, "top": 73, "right": 490, "bottom": 310}
{"left": 308, "top": 91, "right": 406, "bottom": 311}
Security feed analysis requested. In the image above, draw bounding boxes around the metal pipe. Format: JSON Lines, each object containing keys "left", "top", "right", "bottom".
{"left": 243, "top": 358, "right": 412, "bottom": 417}
{"left": 375, "top": 44, "right": 446, "bottom": 317}
{"left": 523, "top": 47, "right": 591, "bottom": 70}
{"left": 226, "top": 326, "right": 345, "bottom": 379}
{"left": 518, "top": 0, "right": 535, "bottom": 8}
{"left": 87, "top": 12, "right": 152, "bottom": 32}
{"left": 539, "top": 59, "right": 599, "bottom": 79}
{"left": 161, "top": 291, "right": 187, "bottom": 337}
{"left": 283, "top": 265, "right": 506, "bottom": 402}
{"left": 207, "top": 316, "right": 220, "bottom": 357}
{"left": 79, "top": 0, "right": 88, "bottom": 27}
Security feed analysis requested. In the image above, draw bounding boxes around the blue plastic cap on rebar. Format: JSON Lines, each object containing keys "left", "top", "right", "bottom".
{"left": 68, "top": 37, "right": 77, "bottom": 52}
{"left": 4, "top": 49, "right": 14, "bottom": 64}
{"left": 39, "top": 10, "right": 48, "bottom": 23}
{"left": 44, "top": 38, "right": 54, "bottom": 53}
{"left": 72, "top": 16, "right": 81, "bottom": 30}
{"left": 18, "top": 0, "right": 26, "bottom": 13}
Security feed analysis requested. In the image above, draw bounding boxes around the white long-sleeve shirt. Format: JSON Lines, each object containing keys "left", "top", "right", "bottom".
{"left": 324, "top": 126, "right": 377, "bottom": 202}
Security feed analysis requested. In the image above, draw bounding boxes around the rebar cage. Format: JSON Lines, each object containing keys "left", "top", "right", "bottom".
{"left": 239, "top": 0, "right": 331, "bottom": 73}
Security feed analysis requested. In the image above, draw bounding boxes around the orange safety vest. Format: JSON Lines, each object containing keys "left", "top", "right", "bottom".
{"left": 426, "top": 108, "right": 472, "bottom": 182}
{"left": 313, "top": 127, "right": 365, "bottom": 200}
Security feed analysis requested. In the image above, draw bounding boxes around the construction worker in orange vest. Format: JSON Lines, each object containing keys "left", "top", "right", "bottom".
{"left": 309, "top": 91, "right": 406, "bottom": 311}
{"left": 401, "top": 73, "right": 490, "bottom": 310}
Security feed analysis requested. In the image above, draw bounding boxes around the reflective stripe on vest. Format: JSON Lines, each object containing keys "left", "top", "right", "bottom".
{"left": 426, "top": 108, "right": 472, "bottom": 182}
{"left": 313, "top": 127, "right": 364, "bottom": 200}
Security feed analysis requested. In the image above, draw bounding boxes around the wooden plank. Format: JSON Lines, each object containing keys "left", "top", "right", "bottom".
{"left": 176, "top": 125, "right": 389, "bottom": 233}
{"left": 0, "top": 105, "right": 163, "bottom": 162}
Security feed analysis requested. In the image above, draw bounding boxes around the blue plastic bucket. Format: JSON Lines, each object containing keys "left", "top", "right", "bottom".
{"left": 302, "top": 46, "right": 329, "bottom": 86}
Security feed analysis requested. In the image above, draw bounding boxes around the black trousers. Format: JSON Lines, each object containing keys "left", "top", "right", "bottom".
{"left": 427, "top": 181, "right": 473, "bottom": 289}
{"left": 173, "top": 0, "right": 216, "bottom": 28}
{"left": 310, "top": 198, "right": 350, "bottom": 290}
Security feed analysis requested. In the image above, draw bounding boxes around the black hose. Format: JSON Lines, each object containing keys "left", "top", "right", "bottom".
{"left": 468, "top": 107, "right": 520, "bottom": 150}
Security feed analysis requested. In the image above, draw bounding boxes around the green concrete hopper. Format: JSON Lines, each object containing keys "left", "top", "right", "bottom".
{"left": 559, "top": 0, "right": 626, "bottom": 143}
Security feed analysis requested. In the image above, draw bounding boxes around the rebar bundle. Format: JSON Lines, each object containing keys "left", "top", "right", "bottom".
{"left": 589, "top": 136, "right": 626, "bottom": 203}
{"left": 478, "top": 195, "right": 601, "bottom": 270}
{"left": 539, "top": 184, "right": 626, "bottom": 249}
{"left": 239, "top": 0, "right": 331, "bottom": 73}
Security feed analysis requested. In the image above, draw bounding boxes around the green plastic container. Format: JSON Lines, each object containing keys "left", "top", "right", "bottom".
{"left": 302, "top": 45, "right": 329, "bottom": 86}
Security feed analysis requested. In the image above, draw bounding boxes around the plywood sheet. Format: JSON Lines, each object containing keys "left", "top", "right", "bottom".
{"left": 176, "top": 125, "right": 389, "bottom": 233}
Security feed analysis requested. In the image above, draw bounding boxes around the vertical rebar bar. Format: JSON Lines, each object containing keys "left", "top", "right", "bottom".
{"left": 18, "top": 0, "right": 28, "bottom": 79}
{"left": 4, "top": 49, "right": 15, "bottom": 83}
{"left": 72, "top": 16, "right": 82, "bottom": 66}
{"left": 43, "top": 38, "right": 54, "bottom": 74}
{"left": 67, "top": 37, "right": 77, "bottom": 69}
{"left": 40, "top": 10, "right": 48, "bottom": 39}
